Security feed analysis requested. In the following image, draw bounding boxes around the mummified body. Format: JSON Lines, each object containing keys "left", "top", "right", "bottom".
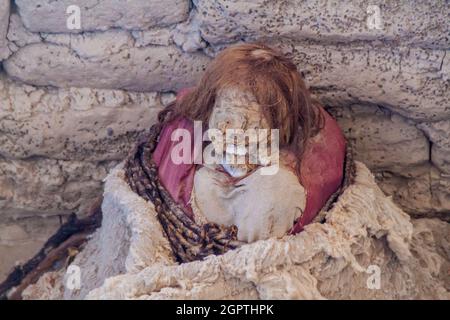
{"left": 153, "top": 43, "right": 345, "bottom": 242}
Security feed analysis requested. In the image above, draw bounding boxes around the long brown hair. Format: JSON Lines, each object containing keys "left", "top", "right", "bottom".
{"left": 159, "top": 42, "right": 323, "bottom": 171}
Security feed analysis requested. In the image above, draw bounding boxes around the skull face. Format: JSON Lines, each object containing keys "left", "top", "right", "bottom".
{"left": 208, "top": 87, "right": 270, "bottom": 177}
{"left": 209, "top": 87, "right": 268, "bottom": 132}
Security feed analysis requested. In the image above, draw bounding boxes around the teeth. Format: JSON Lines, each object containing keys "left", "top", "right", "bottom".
{"left": 226, "top": 144, "right": 247, "bottom": 155}
{"left": 259, "top": 156, "right": 271, "bottom": 166}
{"left": 222, "top": 163, "right": 248, "bottom": 178}
{"left": 224, "top": 153, "right": 243, "bottom": 164}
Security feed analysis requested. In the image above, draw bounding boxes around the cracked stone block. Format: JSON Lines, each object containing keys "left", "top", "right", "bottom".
{"left": 132, "top": 28, "right": 173, "bottom": 47}
{"left": 194, "top": 0, "right": 450, "bottom": 49}
{"left": 3, "top": 30, "right": 211, "bottom": 91}
{"left": 376, "top": 164, "right": 450, "bottom": 220}
{"left": 15, "top": 0, "right": 189, "bottom": 33}
{"left": 274, "top": 43, "right": 450, "bottom": 122}
{"left": 172, "top": 11, "right": 207, "bottom": 53}
{"left": 6, "top": 13, "right": 42, "bottom": 54}
{"left": 0, "top": 156, "right": 117, "bottom": 219}
{"left": 329, "top": 105, "right": 430, "bottom": 173}
{"left": 0, "top": 75, "right": 171, "bottom": 161}
{"left": 328, "top": 105, "right": 450, "bottom": 218}
{"left": 0, "top": 0, "right": 10, "bottom": 60}
{"left": 418, "top": 120, "right": 450, "bottom": 174}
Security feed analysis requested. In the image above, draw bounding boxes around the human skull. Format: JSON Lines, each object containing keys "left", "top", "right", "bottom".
{"left": 208, "top": 87, "right": 270, "bottom": 177}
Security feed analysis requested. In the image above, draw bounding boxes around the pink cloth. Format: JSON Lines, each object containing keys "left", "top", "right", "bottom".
{"left": 290, "top": 108, "right": 346, "bottom": 233}
{"left": 152, "top": 117, "right": 196, "bottom": 218}
{"left": 153, "top": 89, "right": 346, "bottom": 233}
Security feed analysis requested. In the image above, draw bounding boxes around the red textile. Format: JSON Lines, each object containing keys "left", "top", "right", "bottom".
{"left": 153, "top": 90, "right": 346, "bottom": 232}
{"left": 152, "top": 117, "right": 196, "bottom": 218}
{"left": 290, "top": 108, "right": 346, "bottom": 233}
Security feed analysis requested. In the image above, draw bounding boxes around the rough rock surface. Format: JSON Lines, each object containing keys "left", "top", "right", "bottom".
{"left": 0, "top": 71, "right": 174, "bottom": 222}
{"left": 193, "top": 0, "right": 449, "bottom": 49}
{"left": 418, "top": 120, "right": 450, "bottom": 174}
{"left": 6, "top": 13, "right": 43, "bottom": 54}
{"left": 4, "top": 37, "right": 448, "bottom": 119}
{"left": 329, "top": 105, "right": 430, "bottom": 173}
{"left": 15, "top": 0, "right": 189, "bottom": 33}
{"left": 0, "top": 156, "right": 117, "bottom": 219}
{"left": 21, "top": 162, "right": 449, "bottom": 300}
{"left": 274, "top": 42, "right": 449, "bottom": 122}
{"left": 0, "top": 75, "right": 169, "bottom": 160}
{"left": 4, "top": 34, "right": 211, "bottom": 91}
{"left": 328, "top": 105, "right": 450, "bottom": 219}
{"left": 0, "top": 0, "right": 9, "bottom": 60}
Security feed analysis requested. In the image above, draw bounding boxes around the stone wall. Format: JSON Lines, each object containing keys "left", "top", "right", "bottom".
{"left": 0, "top": 0, "right": 448, "bottom": 281}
